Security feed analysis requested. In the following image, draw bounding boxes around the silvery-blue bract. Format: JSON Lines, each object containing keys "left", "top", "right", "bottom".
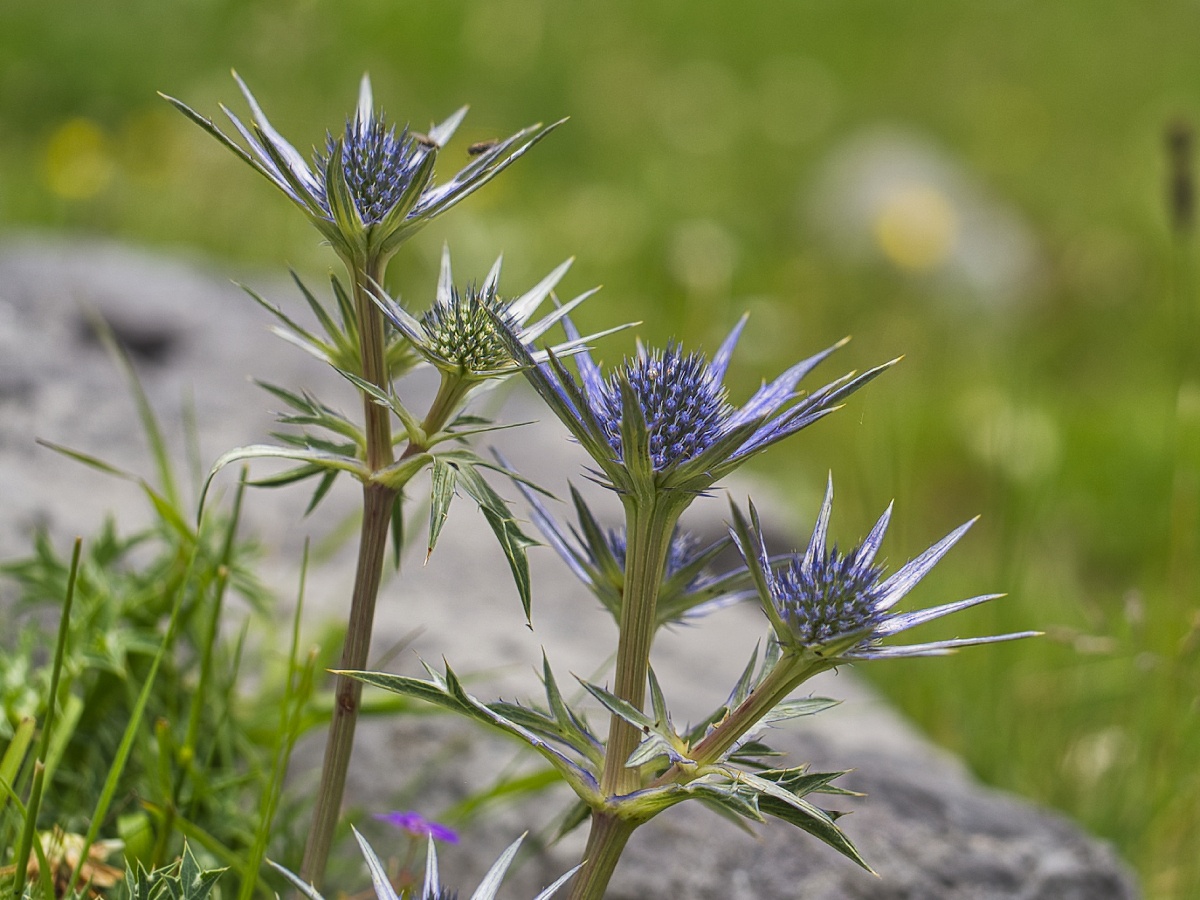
{"left": 271, "top": 829, "right": 577, "bottom": 900}
{"left": 730, "top": 477, "right": 1037, "bottom": 660}
{"left": 163, "top": 74, "right": 561, "bottom": 264}
{"left": 511, "top": 475, "right": 758, "bottom": 626}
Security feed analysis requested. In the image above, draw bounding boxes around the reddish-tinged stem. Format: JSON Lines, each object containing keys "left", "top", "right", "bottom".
{"left": 300, "top": 256, "right": 395, "bottom": 887}
{"left": 299, "top": 481, "right": 396, "bottom": 884}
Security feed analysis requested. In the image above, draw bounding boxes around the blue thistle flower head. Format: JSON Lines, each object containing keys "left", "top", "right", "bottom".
{"left": 595, "top": 342, "right": 732, "bottom": 472}
{"left": 317, "top": 113, "right": 434, "bottom": 227}
{"left": 501, "top": 314, "right": 898, "bottom": 503}
{"left": 162, "top": 73, "right": 562, "bottom": 265}
{"left": 770, "top": 541, "right": 888, "bottom": 647}
{"left": 730, "top": 477, "right": 1037, "bottom": 660}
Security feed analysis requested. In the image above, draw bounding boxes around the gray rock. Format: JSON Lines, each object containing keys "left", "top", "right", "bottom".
{"left": 0, "top": 235, "right": 1138, "bottom": 898}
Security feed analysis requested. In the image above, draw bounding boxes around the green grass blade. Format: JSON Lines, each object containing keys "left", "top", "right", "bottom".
{"left": 12, "top": 761, "right": 46, "bottom": 899}
{"left": 68, "top": 543, "right": 198, "bottom": 887}
{"left": 238, "top": 542, "right": 316, "bottom": 900}
{"left": 82, "top": 305, "right": 180, "bottom": 509}
{"left": 183, "top": 472, "right": 248, "bottom": 769}
{"left": 35, "top": 539, "right": 82, "bottom": 765}
{"left": 41, "top": 695, "right": 83, "bottom": 801}
{"left": 0, "top": 716, "right": 35, "bottom": 823}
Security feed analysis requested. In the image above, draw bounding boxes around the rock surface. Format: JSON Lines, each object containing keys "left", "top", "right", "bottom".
{"left": 0, "top": 235, "right": 1139, "bottom": 899}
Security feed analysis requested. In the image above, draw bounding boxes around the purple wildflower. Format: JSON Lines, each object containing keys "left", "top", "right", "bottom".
{"left": 373, "top": 811, "right": 459, "bottom": 844}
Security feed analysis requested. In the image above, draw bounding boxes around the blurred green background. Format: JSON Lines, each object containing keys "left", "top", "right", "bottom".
{"left": 3, "top": 1, "right": 1199, "bottom": 895}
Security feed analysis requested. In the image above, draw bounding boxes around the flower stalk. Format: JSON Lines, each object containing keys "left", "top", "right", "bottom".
{"left": 301, "top": 256, "right": 397, "bottom": 886}
{"left": 599, "top": 497, "right": 684, "bottom": 798}
{"left": 567, "top": 812, "right": 638, "bottom": 900}
{"left": 651, "top": 652, "right": 830, "bottom": 790}
{"left": 352, "top": 257, "right": 395, "bottom": 470}
{"left": 301, "top": 479, "right": 396, "bottom": 884}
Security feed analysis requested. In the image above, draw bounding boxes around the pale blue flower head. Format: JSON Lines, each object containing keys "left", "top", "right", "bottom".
{"left": 503, "top": 314, "right": 897, "bottom": 503}
{"left": 163, "top": 73, "right": 561, "bottom": 265}
{"left": 730, "top": 477, "right": 1037, "bottom": 660}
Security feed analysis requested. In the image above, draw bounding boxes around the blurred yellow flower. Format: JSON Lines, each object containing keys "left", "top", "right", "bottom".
{"left": 872, "top": 182, "right": 958, "bottom": 271}
{"left": 42, "top": 118, "right": 116, "bottom": 200}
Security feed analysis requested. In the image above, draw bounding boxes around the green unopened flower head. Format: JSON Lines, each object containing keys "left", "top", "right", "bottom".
{"left": 420, "top": 281, "right": 518, "bottom": 376}
{"left": 373, "top": 245, "right": 616, "bottom": 382}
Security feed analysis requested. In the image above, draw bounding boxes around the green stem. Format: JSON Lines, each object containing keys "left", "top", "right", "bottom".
{"left": 421, "top": 374, "right": 472, "bottom": 440}
{"left": 600, "top": 498, "right": 681, "bottom": 797}
{"left": 354, "top": 258, "right": 394, "bottom": 471}
{"left": 566, "top": 812, "right": 637, "bottom": 900}
{"left": 567, "top": 498, "right": 680, "bottom": 900}
{"left": 300, "top": 255, "right": 397, "bottom": 888}
{"left": 651, "top": 652, "right": 827, "bottom": 789}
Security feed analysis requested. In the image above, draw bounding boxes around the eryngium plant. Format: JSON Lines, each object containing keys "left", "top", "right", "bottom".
{"left": 345, "top": 318, "right": 1035, "bottom": 899}
{"left": 500, "top": 317, "right": 894, "bottom": 803}
{"left": 168, "top": 73, "right": 571, "bottom": 888}
{"left": 168, "top": 69, "right": 1036, "bottom": 900}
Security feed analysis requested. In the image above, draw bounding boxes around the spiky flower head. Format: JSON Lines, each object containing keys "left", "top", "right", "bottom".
{"left": 373, "top": 246, "right": 614, "bottom": 383}
{"left": 595, "top": 342, "right": 732, "bottom": 472}
{"left": 163, "top": 73, "right": 561, "bottom": 265}
{"left": 420, "top": 282, "right": 517, "bottom": 376}
{"left": 730, "top": 477, "right": 1037, "bottom": 661}
{"left": 316, "top": 112, "right": 434, "bottom": 228}
{"left": 503, "top": 314, "right": 897, "bottom": 504}
{"left": 418, "top": 833, "right": 578, "bottom": 900}
{"left": 770, "top": 541, "right": 888, "bottom": 647}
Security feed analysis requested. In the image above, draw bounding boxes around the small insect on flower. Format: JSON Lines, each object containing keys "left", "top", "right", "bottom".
{"left": 730, "top": 476, "right": 1038, "bottom": 662}
{"left": 162, "top": 73, "right": 563, "bottom": 264}
{"left": 468, "top": 139, "right": 500, "bottom": 156}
